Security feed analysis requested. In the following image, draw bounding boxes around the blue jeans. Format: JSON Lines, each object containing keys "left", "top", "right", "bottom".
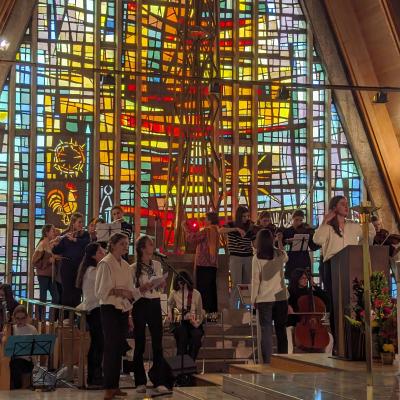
{"left": 257, "top": 300, "right": 288, "bottom": 363}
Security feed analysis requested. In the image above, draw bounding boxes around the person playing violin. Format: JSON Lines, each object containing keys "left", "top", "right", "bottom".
{"left": 52, "top": 212, "right": 91, "bottom": 308}
{"left": 371, "top": 215, "right": 400, "bottom": 258}
{"left": 245, "top": 210, "right": 277, "bottom": 242}
{"left": 282, "top": 210, "right": 320, "bottom": 280}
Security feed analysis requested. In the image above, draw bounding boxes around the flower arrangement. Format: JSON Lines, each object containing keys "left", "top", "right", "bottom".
{"left": 345, "top": 271, "right": 397, "bottom": 355}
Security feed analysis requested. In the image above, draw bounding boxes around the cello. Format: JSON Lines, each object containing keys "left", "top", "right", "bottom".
{"left": 294, "top": 270, "right": 330, "bottom": 351}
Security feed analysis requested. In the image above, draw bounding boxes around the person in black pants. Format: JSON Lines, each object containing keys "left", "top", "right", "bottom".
{"left": 94, "top": 233, "right": 137, "bottom": 400}
{"left": 131, "top": 235, "right": 171, "bottom": 395}
{"left": 282, "top": 209, "right": 320, "bottom": 280}
{"left": 168, "top": 272, "right": 205, "bottom": 361}
{"left": 52, "top": 212, "right": 90, "bottom": 308}
{"left": 76, "top": 242, "right": 107, "bottom": 387}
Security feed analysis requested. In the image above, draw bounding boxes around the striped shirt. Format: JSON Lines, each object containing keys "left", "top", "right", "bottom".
{"left": 225, "top": 222, "right": 253, "bottom": 257}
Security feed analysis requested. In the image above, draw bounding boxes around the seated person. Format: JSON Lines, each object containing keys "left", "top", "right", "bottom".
{"left": 9, "top": 305, "right": 38, "bottom": 389}
{"left": 167, "top": 271, "right": 205, "bottom": 361}
{"left": 0, "top": 284, "right": 19, "bottom": 335}
{"left": 287, "top": 268, "right": 331, "bottom": 354}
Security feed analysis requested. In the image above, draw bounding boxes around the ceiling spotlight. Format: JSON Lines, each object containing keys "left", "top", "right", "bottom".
{"left": 373, "top": 91, "right": 388, "bottom": 104}
{"left": 277, "top": 87, "right": 290, "bottom": 101}
{"left": 0, "top": 39, "right": 10, "bottom": 51}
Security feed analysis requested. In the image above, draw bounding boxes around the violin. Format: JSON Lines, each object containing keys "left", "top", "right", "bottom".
{"left": 294, "top": 272, "right": 330, "bottom": 351}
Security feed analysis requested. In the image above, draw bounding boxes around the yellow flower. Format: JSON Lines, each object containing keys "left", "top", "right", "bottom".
{"left": 382, "top": 344, "right": 395, "bottom": 353}
{"left": 371, "top": 320, "right": 379, "bottom": 328}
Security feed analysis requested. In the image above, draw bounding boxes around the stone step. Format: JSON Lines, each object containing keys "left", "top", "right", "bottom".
{"left": 203, "top": 324, "right": 252, "bottom": 336}
{"left": 193, "top": 373, "right": 223, "bottom": 386}
{"left": 198, "top": 347, "right": 236, "bottom": 359}
{"left": 202, "top": 335, "right": 255, "bottom": 348}
{"left": 173, "top": 386, "right": 238, "bottom": 400}
{"left": 195, "top": 358, "right": 249, "bottom": 373}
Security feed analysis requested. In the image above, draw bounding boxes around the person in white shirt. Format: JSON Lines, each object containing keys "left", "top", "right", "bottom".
{"left": 10, "top": 305, "right": 38, "bottom": 389}
{"left": 251, "top": 229, "right": 288, "bottom": 364}
{"left": 167, "top": 271, "right": 205, "bottom": 361}
{"left": 95, "top": 233, "right": 138, "bottom": 400}
{"left": 313, "top": 195, "right": 375, "bottom": 349}
{"left": 131, "top": 235, "right": 171, "bottom": 395}
{"left": 76, "top": 242, "right": 106, "bottom": 388}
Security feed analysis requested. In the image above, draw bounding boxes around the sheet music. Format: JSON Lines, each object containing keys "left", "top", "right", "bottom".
{"left": 149, "top": 272, "right": 169, "bottom": 290}
{"left": 290, "top": 233, "right": 310, "bottom": 252}
{"left": 95, "top": 221, "right": 122, "bottom": 242}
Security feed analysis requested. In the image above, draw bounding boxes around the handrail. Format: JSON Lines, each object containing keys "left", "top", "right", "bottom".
{"left": 16, "top": 297, "right": 84, "bottom": 313}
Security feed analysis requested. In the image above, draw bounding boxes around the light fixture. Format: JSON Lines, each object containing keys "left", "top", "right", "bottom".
{"left": 0, "top": 39, "right": 10, "bottom": 51}
{"left": 277, "top": 87, "right": 290, "bottom": 101}
{"left": 373, "top": 91, "right": 388, "bottom": 104}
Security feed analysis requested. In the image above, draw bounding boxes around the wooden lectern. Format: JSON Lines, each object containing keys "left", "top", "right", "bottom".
{"left": 330, "top": 245, "right": 390, "bottom": 359}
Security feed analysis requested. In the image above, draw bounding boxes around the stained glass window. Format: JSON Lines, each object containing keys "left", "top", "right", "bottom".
{"left": 0, "top": 0, "right": 362, "bottom": 293}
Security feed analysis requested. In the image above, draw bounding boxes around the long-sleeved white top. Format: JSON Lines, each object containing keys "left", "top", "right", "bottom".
{"left": 251, "top": 250, "right": 289, "bottom": 304}
{"left": 95, "top": 253, "right": 137, "bottom": 312}
{"left": 313, "top": 220, "right": 375, "bottom": 262}
{"left": 131, "top": 259, "right": 163, "bottom": 299}
{"left": 77, "top": 266, "right": 99, "bottom": 312}
{"left": 168, "top": 288, "right": 205, "bottom": 320}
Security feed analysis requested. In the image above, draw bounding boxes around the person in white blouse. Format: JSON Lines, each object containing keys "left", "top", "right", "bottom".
{"left": 167, "top": 271, "right": 205, "bottom": 361}
{"left": 131, "top": 235, "right": 171, "bottom": 395}
{"left": 10, "top": 305, "right": 38, "bottom": 389}
{"left": 76, "top": 242, "right": 106, "bottom": 388}
{"left": 251, "top": 228, "right": 288, "bottom": 364}
{"left": 94, "top": 233, "right": 139, "bottom": 400}
{"left": 313, "top": 195, "right": 375, "bottom": 348}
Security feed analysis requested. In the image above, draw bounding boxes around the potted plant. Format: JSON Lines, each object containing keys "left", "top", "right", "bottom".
{"left": 345, "top": 272, "right": 397, "bottom": 363}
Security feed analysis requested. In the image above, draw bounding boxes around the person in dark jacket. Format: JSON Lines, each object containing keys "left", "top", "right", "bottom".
{"left": 282, "top": 210, "right": 320, "bottom": 280}
{"left": 52, "top": 212, "right": 90, "bottom": 308}
{"left": 0, "top": 283, "right": 18, "bottom": 332}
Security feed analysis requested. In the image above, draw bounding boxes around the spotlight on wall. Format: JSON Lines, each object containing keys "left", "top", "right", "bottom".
{"left": 373, "top": 91, "right": 388, "bottom": 104}
{"left": 0, "top": 39, "right": 10, "bottom": 51}
{"left": 277, "top": 87, "right": 290, "bottom": 101}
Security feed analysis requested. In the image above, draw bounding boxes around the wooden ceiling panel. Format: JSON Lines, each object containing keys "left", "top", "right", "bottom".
{"left": 0, "top": 0, "right": 16, "bottom": 35}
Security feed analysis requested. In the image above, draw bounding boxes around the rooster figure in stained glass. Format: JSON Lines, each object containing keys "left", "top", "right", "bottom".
{"left": 47, "top": 182, "right": 78, "bottom": 226}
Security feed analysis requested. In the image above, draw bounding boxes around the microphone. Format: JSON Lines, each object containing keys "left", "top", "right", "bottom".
{"left": 153, "top": 249, "right": 168, "bottom": 259}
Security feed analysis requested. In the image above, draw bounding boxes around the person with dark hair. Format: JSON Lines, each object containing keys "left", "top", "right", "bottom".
{"left": 131, "top": 235, "right": 171, "bottom": 395}
{"left": 32, "top": 224, "right": 59, "bottom": 317}
{"left": 182, "top": 211, "right": 220, "bottom": 316}
{"left": 95, "top": 233, "right": 137, "bottom": 400}
{"left": 251, "top": 229, "right": 288, "bottom": 364}
{"left": 87, "top": 217, "right": 106, "bottom": 244}
{"left": 168, "top": 271, "right": 205, "bottom": 361}
{"left": 76, "top": 242, "right": 106, "bottom": 387}
{"left": 52, "top": 212, "right": 91, "bottom": 308}
{"left": 313, "top": 195, "right": 375, "bottom": 349}
{"left": 287, "top": 268, "right": 330, "bottom": 353}
{"left": 245, "top": 210, "right": 277, "bottom": 242}
{"left": 0, "top": 284, "right": 18, "bottom": 333}
{"left": 220, "top": 206, "right": 253, "bottom": 308}
{"left": 111, "top": 205, "right": 133, "bottom": 240}
{"left": 282, "top": 210, "right": 320, "bottom": 280}
{"left": 9, "top": 305, "right": 38, "bottom": 389}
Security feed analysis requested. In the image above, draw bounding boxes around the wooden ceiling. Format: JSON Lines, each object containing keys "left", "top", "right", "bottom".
{"left": 324, "top": 0, "right": 400, "bottom": 222}
{"left": 0, "top": 0, "right": 15, "bottom": 35}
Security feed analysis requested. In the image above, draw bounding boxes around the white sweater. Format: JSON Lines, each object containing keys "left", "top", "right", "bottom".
{"left": 95, "top": 253, "right": 139, "bottom": 312}
{"left": 313, "top": 220, "right": 375, "bottom": 262}
{"left": 77, "top": 266, "right": 99, "bottom": 312}
{"left": 251, "top": 250, "right": 288, "bottom": 304}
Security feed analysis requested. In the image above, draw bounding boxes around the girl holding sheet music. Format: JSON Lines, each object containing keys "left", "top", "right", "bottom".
{"left": 282, "top": 209, "right": 320, "bottom": 280}
{"left": 131, "top": 235, "right": 171, "bottom": 395}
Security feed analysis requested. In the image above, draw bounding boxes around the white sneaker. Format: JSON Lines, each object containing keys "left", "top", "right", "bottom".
{"left": 136, "top": 385, "right": 147, "bottom": 393}
{"left": 155, "top": 385, "right": 171, "bottom": 394}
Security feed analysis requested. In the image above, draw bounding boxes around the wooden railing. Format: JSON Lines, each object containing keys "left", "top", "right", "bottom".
{"left": 16, "top": 298, "right": 88, "bottom": 389}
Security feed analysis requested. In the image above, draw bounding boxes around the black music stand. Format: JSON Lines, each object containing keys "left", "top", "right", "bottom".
{"left": 5, "top": 334, "right": 56, "bottom": 390}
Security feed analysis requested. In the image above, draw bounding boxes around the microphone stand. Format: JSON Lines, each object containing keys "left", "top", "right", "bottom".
{"left": 154, "top": 254, "right": 192, "bottom": 386}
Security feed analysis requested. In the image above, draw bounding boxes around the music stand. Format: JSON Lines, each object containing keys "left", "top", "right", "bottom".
{"left": 5, "top": 334, "right": 56, "bottom": 390}
{"left": 95, "top": 222, "right": 122, "bottom": 242}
